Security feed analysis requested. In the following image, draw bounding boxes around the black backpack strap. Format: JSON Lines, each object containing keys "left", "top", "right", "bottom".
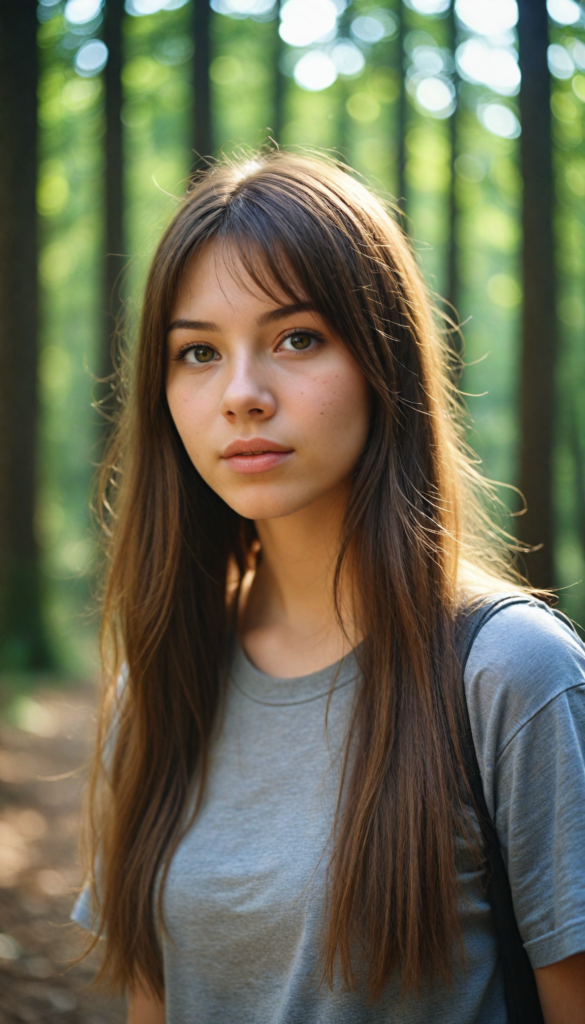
{"left": 456, "top": 595, "right": 547, "bottom": 1024}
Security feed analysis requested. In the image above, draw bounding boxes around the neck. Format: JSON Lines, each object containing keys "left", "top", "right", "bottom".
{"left": 239, "top": 482, "right": 359, "bottom": 676}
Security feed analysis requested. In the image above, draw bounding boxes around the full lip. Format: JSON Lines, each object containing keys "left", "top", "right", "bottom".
{"left": 221, "top": 437, "right": 294, "bottom": 459}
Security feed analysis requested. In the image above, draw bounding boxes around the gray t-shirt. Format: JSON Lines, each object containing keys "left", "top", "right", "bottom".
{"left": 72, "top": 600, "right": 585, "bottom": 1022}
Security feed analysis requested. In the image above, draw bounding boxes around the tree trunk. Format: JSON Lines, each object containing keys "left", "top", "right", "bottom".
{"left": 101, "top": 0, "right": 125, "bottom": 420}
{"left": 568, "top": 395, "right": 585, "bottom": 564}
{"left": 446, "top": 0, "right": 458, "bottom": 323}
{"left": 193, "top": 0, "right": 212, "bottom": 164}
{"left": 336, "top": 79, "right": 352, "bottom": 164}
{"left": 517, "top": 0, "right": 557, "bottom": 590}
{"left": 0, "top": 0, "right": 50, "bottom": 668}
{"left": 335, "top": 3, "right": 352, "bottom": 163}
{"left": 272, "top": 1, "right": 285, "bottom": 144}
{"left": 396, "top": 0, "right": 407, "bottom": 216}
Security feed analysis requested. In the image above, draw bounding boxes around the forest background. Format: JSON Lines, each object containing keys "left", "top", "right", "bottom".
{"left": 1, "top": 0, "right": 584, "bottom": 682}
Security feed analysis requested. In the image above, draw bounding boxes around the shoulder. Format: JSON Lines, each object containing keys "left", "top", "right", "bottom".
{"left": 463, "top": 601, "right": 585, "bottom": 968}
{"left": 463, "top": 598, "right": 585, "bottom": 761}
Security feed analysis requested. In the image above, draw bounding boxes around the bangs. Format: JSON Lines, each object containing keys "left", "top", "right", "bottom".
{"left": 209, "top": 172, "right": 366, "bottom": 343}
{"left": 213, "top": 230, "right": 309, "bottom": 315}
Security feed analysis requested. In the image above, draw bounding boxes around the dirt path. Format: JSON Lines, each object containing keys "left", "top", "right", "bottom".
{"left": 0, "top": 685, "right": 125, "bottom": 1023}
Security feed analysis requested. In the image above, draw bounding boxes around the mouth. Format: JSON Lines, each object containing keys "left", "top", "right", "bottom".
{"left": 221, "top": 438, "right": 294, "bottom": 475}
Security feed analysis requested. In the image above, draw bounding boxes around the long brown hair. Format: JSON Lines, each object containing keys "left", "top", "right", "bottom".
{"left": 83, "top": 152, "right": 524, "bottom": 1000}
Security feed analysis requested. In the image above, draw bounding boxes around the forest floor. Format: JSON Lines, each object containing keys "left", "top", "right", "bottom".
{"left": 0, "top": 682, "right": 125, "bottom": 1024}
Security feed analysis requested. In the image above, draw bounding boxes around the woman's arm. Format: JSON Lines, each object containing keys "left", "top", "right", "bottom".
{"left": 535, "top": 952, "right": 585, "bottom": 1024}
{"left": 127, "top": 986, "right": 166, "bottom": 1024}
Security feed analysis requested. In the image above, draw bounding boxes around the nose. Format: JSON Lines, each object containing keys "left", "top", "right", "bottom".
{"left": 220, "top": 354, "right": 276, "bottom": 423}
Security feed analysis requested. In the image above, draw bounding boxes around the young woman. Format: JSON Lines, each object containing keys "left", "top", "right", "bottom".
{"left": 73, "top": 153, "right": 585, "bottom": 1023}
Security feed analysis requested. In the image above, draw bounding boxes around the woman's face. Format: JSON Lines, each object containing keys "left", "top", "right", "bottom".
{"left": 166, "top": 243, "right": 371, "bottom": 522}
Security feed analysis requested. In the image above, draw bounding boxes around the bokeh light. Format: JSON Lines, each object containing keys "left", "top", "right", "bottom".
{"left": 127, "top": 0, "right": 167, "bottom": 14}
{"left": 573, "top": 74, "right": 585, "bottom": 101}
{"left": 547, "top": 0, "right": 582, "bottom": 26}
{"left": 416, "top": 76, "right": 455, "bottom": 118}
{"left": 75, "top": 39, "right": 109, "bottom": 76}
{"left": 346, "top": 91, "right": 380, "bottom": 122}
{"left": 126, "top": 0, "right": 189, "bottom": 13}
{"left": 412, "top": 45, "right": 445, "bottom": 76}
{"left": 350, "top": 12, "right": 396, "bottom": 43}
{"left": 479, "top": 103, "right": 521, "bottom": 139}
{"left": 64, "top": 0, "right": 102, "bottom": 24}
{"left": 454, "top": 153, "right": 486, "bottom": 183}
{"left": 280, "top": 0, "right": 338, "bottom": 48}
{"left": 406, "top": 0, "right": 450, "bottom": 13}
{"left": 570, "top": 38, "right": 585, "bottom": 70}
{"left": 227, "top": 0, "right": 274, "bottom": 11}
{"left": 293, "top": 50, "right": 337, "bottom": 91}
{"left": 548, "top": 43, "right": 576, "bottom": 79}
{"left": 455, "top": 0, "right": 518, "bottom": 36}
{"left": 457, "top": 39, "right": 521, "bottom": 95}
{"left": 331, "top": 41, "right": 365, "bottom": 77}
{"left": 487, "top": 273, "right": 522, "bottom": 309}
{"left": 210, "top": 0, "right": 274, "bottom": 14}
{"left": 38, "top": 0, "right": 61, "bottom": 13}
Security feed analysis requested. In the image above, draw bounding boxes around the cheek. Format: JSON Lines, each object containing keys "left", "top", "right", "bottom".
{"left": 299, "top": 363, "right": 370, "bottom": 453}
{"left": 166, "top": 380, "right": 215, "bottom": 464}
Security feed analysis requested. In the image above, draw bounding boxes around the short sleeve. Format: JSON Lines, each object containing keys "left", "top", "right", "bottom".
{"left": 71, "top": 884, "right": 99, "bottom": 934}
{"left": 464, "top": 601, "right": 585, "bottom": 969}
{"left": 70, "top": 667, "right": 128, "bottom": 934}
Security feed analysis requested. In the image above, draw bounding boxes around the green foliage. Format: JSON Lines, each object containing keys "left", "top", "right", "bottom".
{"left": 34, "top": 1, "right": 585, "bottom": 675}
{"left": 123, "top": 5, "right": 194, "bottom": 299}
{"left": 211, "top": 14, "right": 275, "bottom": 148}
{"left": 37, "top": 14, "right": 104, "bottom": 674}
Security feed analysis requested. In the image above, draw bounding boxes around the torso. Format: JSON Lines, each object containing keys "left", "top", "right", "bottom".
{"left": 73, "top": 600, "right": 585, "bottom": 1022}
{"left": 162, "top": 641, "right": 504, "bottom": 1024}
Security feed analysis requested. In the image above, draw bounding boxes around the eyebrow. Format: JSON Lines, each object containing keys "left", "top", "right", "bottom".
{"left": 167, "top": 303, "right": 317, "bottom": 334}
{"left": 167, "top": 318, "right": 219, "bottom": 333}
{"left": 256, "top": 302, "right": 316, "bottom": 326}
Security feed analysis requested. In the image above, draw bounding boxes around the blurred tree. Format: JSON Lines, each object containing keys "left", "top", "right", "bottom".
{"left": 517, "top": 0, "right": 557, "bottom": 590}
{"left": 272, "top": 1, "right": 286, "bottom": 144}
{"left": 102, "top": 0, "right": 126, "bottom": 422}
{"left": 22, "top": 0, "right": 585, "bottom": 663}
{"left": 396, "top": 0, "right": 407, "bottom": 214}
{"left": 569, "top": 394, "right": 585, "bottom": 573}
{"left": 193, "top": 0, "right": 213, "bottom": 163}
{"left": 0, "top": 0, "right": 51, "bottom": 669}
{"left": 335, "top": 3, "right": 352, "bottom": 164}
{"left": 336, "top": 79, "right": 351, "bottom": 163}
{"left": 446, "top": 0, "right": 459, "bottom": 325}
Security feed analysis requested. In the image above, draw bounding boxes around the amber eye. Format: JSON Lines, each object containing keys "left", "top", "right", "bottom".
{"left": 288, "top": 332, "right": 312, "bottom": 350}
{"left": 187, "top": 345, "right": 215, "bottom": 363}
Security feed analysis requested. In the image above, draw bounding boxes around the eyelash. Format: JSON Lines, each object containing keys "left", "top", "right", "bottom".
{"left": 279, "top": 329, "right": 323, "bottom": 353}
{"left": 174, "top": 343, "right": 218, "bottom": 365}
{"left": 174, "top": 328, "right": 324, "bottom": 365}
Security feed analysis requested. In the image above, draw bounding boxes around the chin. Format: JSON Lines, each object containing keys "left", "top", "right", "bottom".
{"left": 218, "top": 484, "right": 317, "bottom": 522}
